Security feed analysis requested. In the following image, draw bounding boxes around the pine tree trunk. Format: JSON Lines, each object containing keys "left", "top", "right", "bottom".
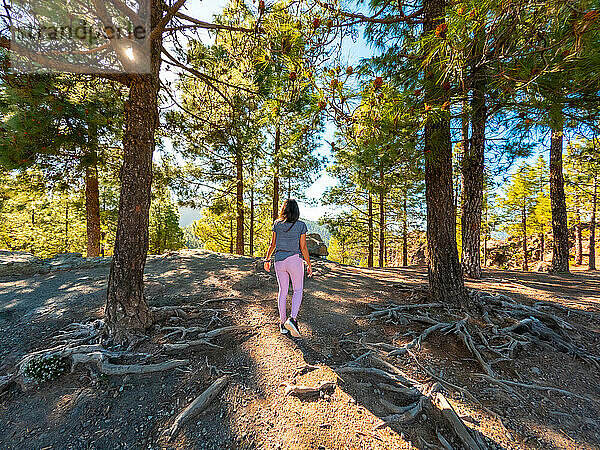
{"left": 235, "top": 151, "right": 244, "bottom": 255}
{"left": 590, "top": 178, "right": 597, "bottom": 270}
{"left": 483, "top": 197, "right": 488, "bottom": 267}
{"left": 105, "top": 79, "right": 157, "bottom": 340}
{"left": 423, "top": 0, "right": 466, "bottom": 305}
{"left": 575, "top": 218, "right": 582, "bottom": 265}
{"left": 85, "top": 133, "right": 101, "bottom": 257}
{"left": 549, "top": 107, "right": 570, "bottom": 273}
{"left": 378, "top": 189, "right": 385, "bottom": 268}
{"left": 64, "top": 198, "right": 69, "bottom": 252}
{"left": 272, "top": 126, "right": 280, "bottom": 221}
{"left": 522, "top": 199, "right": 528, "bottom": 271}
{"left": 250, "top": 186, "right": 254, "bottom": 257}
{"left": 461, "top": 29, "right": 486, "bottom": 279}
{"left": 104, "top": 1, "right": 162, "bottom": 340}
{"left": 402, "top": 196, "right": 408, "bottom": 266}
{"left": 574, "top": 203, "right": 582, "bottom": 265}
{"left": 539, "top": 232, "right": 545, "bottom": 262}
{"left": 368, "top": 193, "right": 374, "bottom": 267}
{"left": 229, "top": 219, "right": 233, "bottom": 254}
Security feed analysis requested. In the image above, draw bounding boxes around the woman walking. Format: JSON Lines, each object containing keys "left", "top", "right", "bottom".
{"left": 264, "top": 199, "right": 312, "bottom": 337}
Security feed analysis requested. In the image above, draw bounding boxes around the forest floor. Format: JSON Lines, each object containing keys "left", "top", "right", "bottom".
{"left": 0, "top": 249, "right": 599, "bottom": 449}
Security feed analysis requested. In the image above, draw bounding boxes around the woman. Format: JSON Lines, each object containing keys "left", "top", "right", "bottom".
{"left": 264, "top": 199, "right": 312, "bottom": 337}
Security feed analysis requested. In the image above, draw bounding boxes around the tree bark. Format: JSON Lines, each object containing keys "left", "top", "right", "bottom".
{"left": 423, "top": 0, "right": 466, "bottom": 305}
{"left": 549, "top": 106, "right": 570, "bottom": 273}
{"left": 235, "top": 150, "right": 244, "bottom": 255}
{"left": 64, "top": 197, "right": 69, "bottom": 252}
{"left": 85, "top": 147, "right": 101, "bottom": 257}
{"left": 104, "top": 0, "right": 162, "bottom": 341}
{"left": 229, "top": 219, "right": 233, "bottom": 254}
{"left": 590, "top": 178, "right": 597, "bottom": 270}
{"left": 539, "top": 232, "right": 545, "bottom": 262}
{"left": 272, "top": 126, "right": 280, "bottom": 221}
{"left": 575, "top": 206, "right": 582, "bottom": 265}
{"left": 402, "top": 195, "right": 408, "bottom": 266}
{"left": 522, "top": 199, "right": 528, "bottom": 271}
{"left": 378, "top": 189, "right": 385, "bottom": 268}
{"left": 250, "top": 185, "right": 254, "bottom": 257}
{"left": 460, "top": 28, "right": 486, "bottom": 280}
{"left": 105, "top": 79, "right": 157, "bottom": 340}
{"left": 368, "top": 193, "right": 374, "bottom": 267}
{"left": 483, "top": 199, "right": 488, "bottom": 267}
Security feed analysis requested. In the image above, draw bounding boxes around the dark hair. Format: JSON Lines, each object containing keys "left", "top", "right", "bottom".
{"left": 277, "top": 199, "right": 300, "bottom": 231}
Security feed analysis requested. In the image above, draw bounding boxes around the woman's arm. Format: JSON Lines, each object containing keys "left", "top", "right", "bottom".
{"left": 299, "top": 234, "right": 313, "bottom": 277}
{"left": 263, "top": 231, "right": 276, "bottom": 272}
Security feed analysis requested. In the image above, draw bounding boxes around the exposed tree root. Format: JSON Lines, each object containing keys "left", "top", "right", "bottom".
{"left": 500, "top": 317, "right": 599, "bottom": 366}
{"left": 374, "top": 397, "right": 424, "bottom": 429}
{"left": 152, "top": 305, "right": 197, "bottom": 322}
{"left": 380, "top": 397, "right": 424, "bottom": 415}
{"left": 377, "top": 382, "right": 422, "bottom": 398}
{"left": 164, "top": 375, "right": 229, "bottom": 439}
{"left": 432, "top": 391, "right": 485, "bottom": 450}
{"left": 366, "top": 303, "right": 443, "bottom": 321}
{"left": 334, "top": 345, "right": 488, "bottom": 448}
{"left": 436, "top": 429, "right": 454, "bottom": 450}
{"left": 353, "top": 288, "right": 598, "bottom": 447}
{"left": 336, "top": 366, "right": 414, "bottom": 386}
{"left": 70, "top": 352, "right": 189, "bottom": 375}
{"left": 282, "top": 380, "right": 336, "bottom": 396}
{"left": 162, "top": 325, "right": 253, "bottom": 352}
{"left": 293, "top": 364, "right": 320, "bottom": 378}
{"left": 476, "top": 374, "right": 600, "bottom": 405}
{"left": 2, "top": 309, "right": 253, "bottom": 390}
{"left": 386, "top": 322, "right": 451, "bottom": 357}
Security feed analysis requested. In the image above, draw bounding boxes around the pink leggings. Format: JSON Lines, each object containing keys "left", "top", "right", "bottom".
{"left": 274, "top": 254, "right": 304, "bottom": 322}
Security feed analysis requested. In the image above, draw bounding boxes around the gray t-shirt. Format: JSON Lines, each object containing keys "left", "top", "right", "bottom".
{"left": 272, "top": 220, "right": 308, "bottom": 262}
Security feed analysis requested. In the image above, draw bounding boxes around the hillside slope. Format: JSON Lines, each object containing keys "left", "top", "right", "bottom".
{"left": 0, "top": 250, "right": 599, "bottom": 449}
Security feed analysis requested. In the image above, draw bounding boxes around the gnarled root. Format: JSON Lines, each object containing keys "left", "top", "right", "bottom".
{"left": 375, "top": 397, "right": 424, "bottom": 429}
{"left": 162, "top": 325, "right": 253, "bottom": 352}
{"left": 164, "top": 375, "right": 229, "bottom": 439}
{"left": 282, "top": 380, "right": 336, "bottom": 396}
{"left": 70, "top": 352, "right": 188, "bottom": 375}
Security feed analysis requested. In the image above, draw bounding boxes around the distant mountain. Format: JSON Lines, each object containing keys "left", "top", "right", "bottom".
{"left": 179, "top": 207, "right": 202, "bottom": 228}
{"left": 302, "top": 219, "right": 331, "bottom": 246}
{"left": 178, "top": 207, "right": 330, "bottom": 247}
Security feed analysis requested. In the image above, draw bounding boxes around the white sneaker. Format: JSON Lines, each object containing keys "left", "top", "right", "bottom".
{"left": 284, "top": 317, "right": 301, "bottom": 337}
{"left": 280, "top": 323, "right": 289, "bottom": 334}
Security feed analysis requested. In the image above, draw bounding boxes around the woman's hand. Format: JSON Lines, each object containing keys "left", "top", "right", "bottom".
{"left": 264, "top": 261, "right": 271, "bottom": 272}
{"left": 306, "top": 265, "right": 313, "bottom": 277}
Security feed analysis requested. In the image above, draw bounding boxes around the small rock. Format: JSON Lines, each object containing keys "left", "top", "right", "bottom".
{"left": 531, "top": 367, "right": 541, "bottom": 375}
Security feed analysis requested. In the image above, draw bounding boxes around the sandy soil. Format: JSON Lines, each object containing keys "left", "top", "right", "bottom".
{"left": 0, "top": 249, "right": 599, "bottom": 449}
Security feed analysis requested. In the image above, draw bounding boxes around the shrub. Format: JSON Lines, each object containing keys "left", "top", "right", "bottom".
{"left": 23, "top": 355, "right": 69, "bottom": 382}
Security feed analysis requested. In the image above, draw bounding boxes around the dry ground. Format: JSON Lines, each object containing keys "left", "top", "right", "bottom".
{"left": 0, "top": 249, "right": 599, "bottom": 449}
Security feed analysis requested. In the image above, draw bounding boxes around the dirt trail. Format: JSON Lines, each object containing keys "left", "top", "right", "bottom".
{"left": 1, "top": 249, "right": 599, "bottom": 449}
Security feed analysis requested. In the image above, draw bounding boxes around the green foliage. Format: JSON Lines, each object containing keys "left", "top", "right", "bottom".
{"left": 148, "top": 167, "right": 185, "bottom": 255}
{"left": 327, "top": 235, "right": 353, "bottom": 265}
{"left": 0, "top": 169, "right": 87, "bottom": 256}
{"left": 23, "top": 355, "right": 69, "bottom": 383}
